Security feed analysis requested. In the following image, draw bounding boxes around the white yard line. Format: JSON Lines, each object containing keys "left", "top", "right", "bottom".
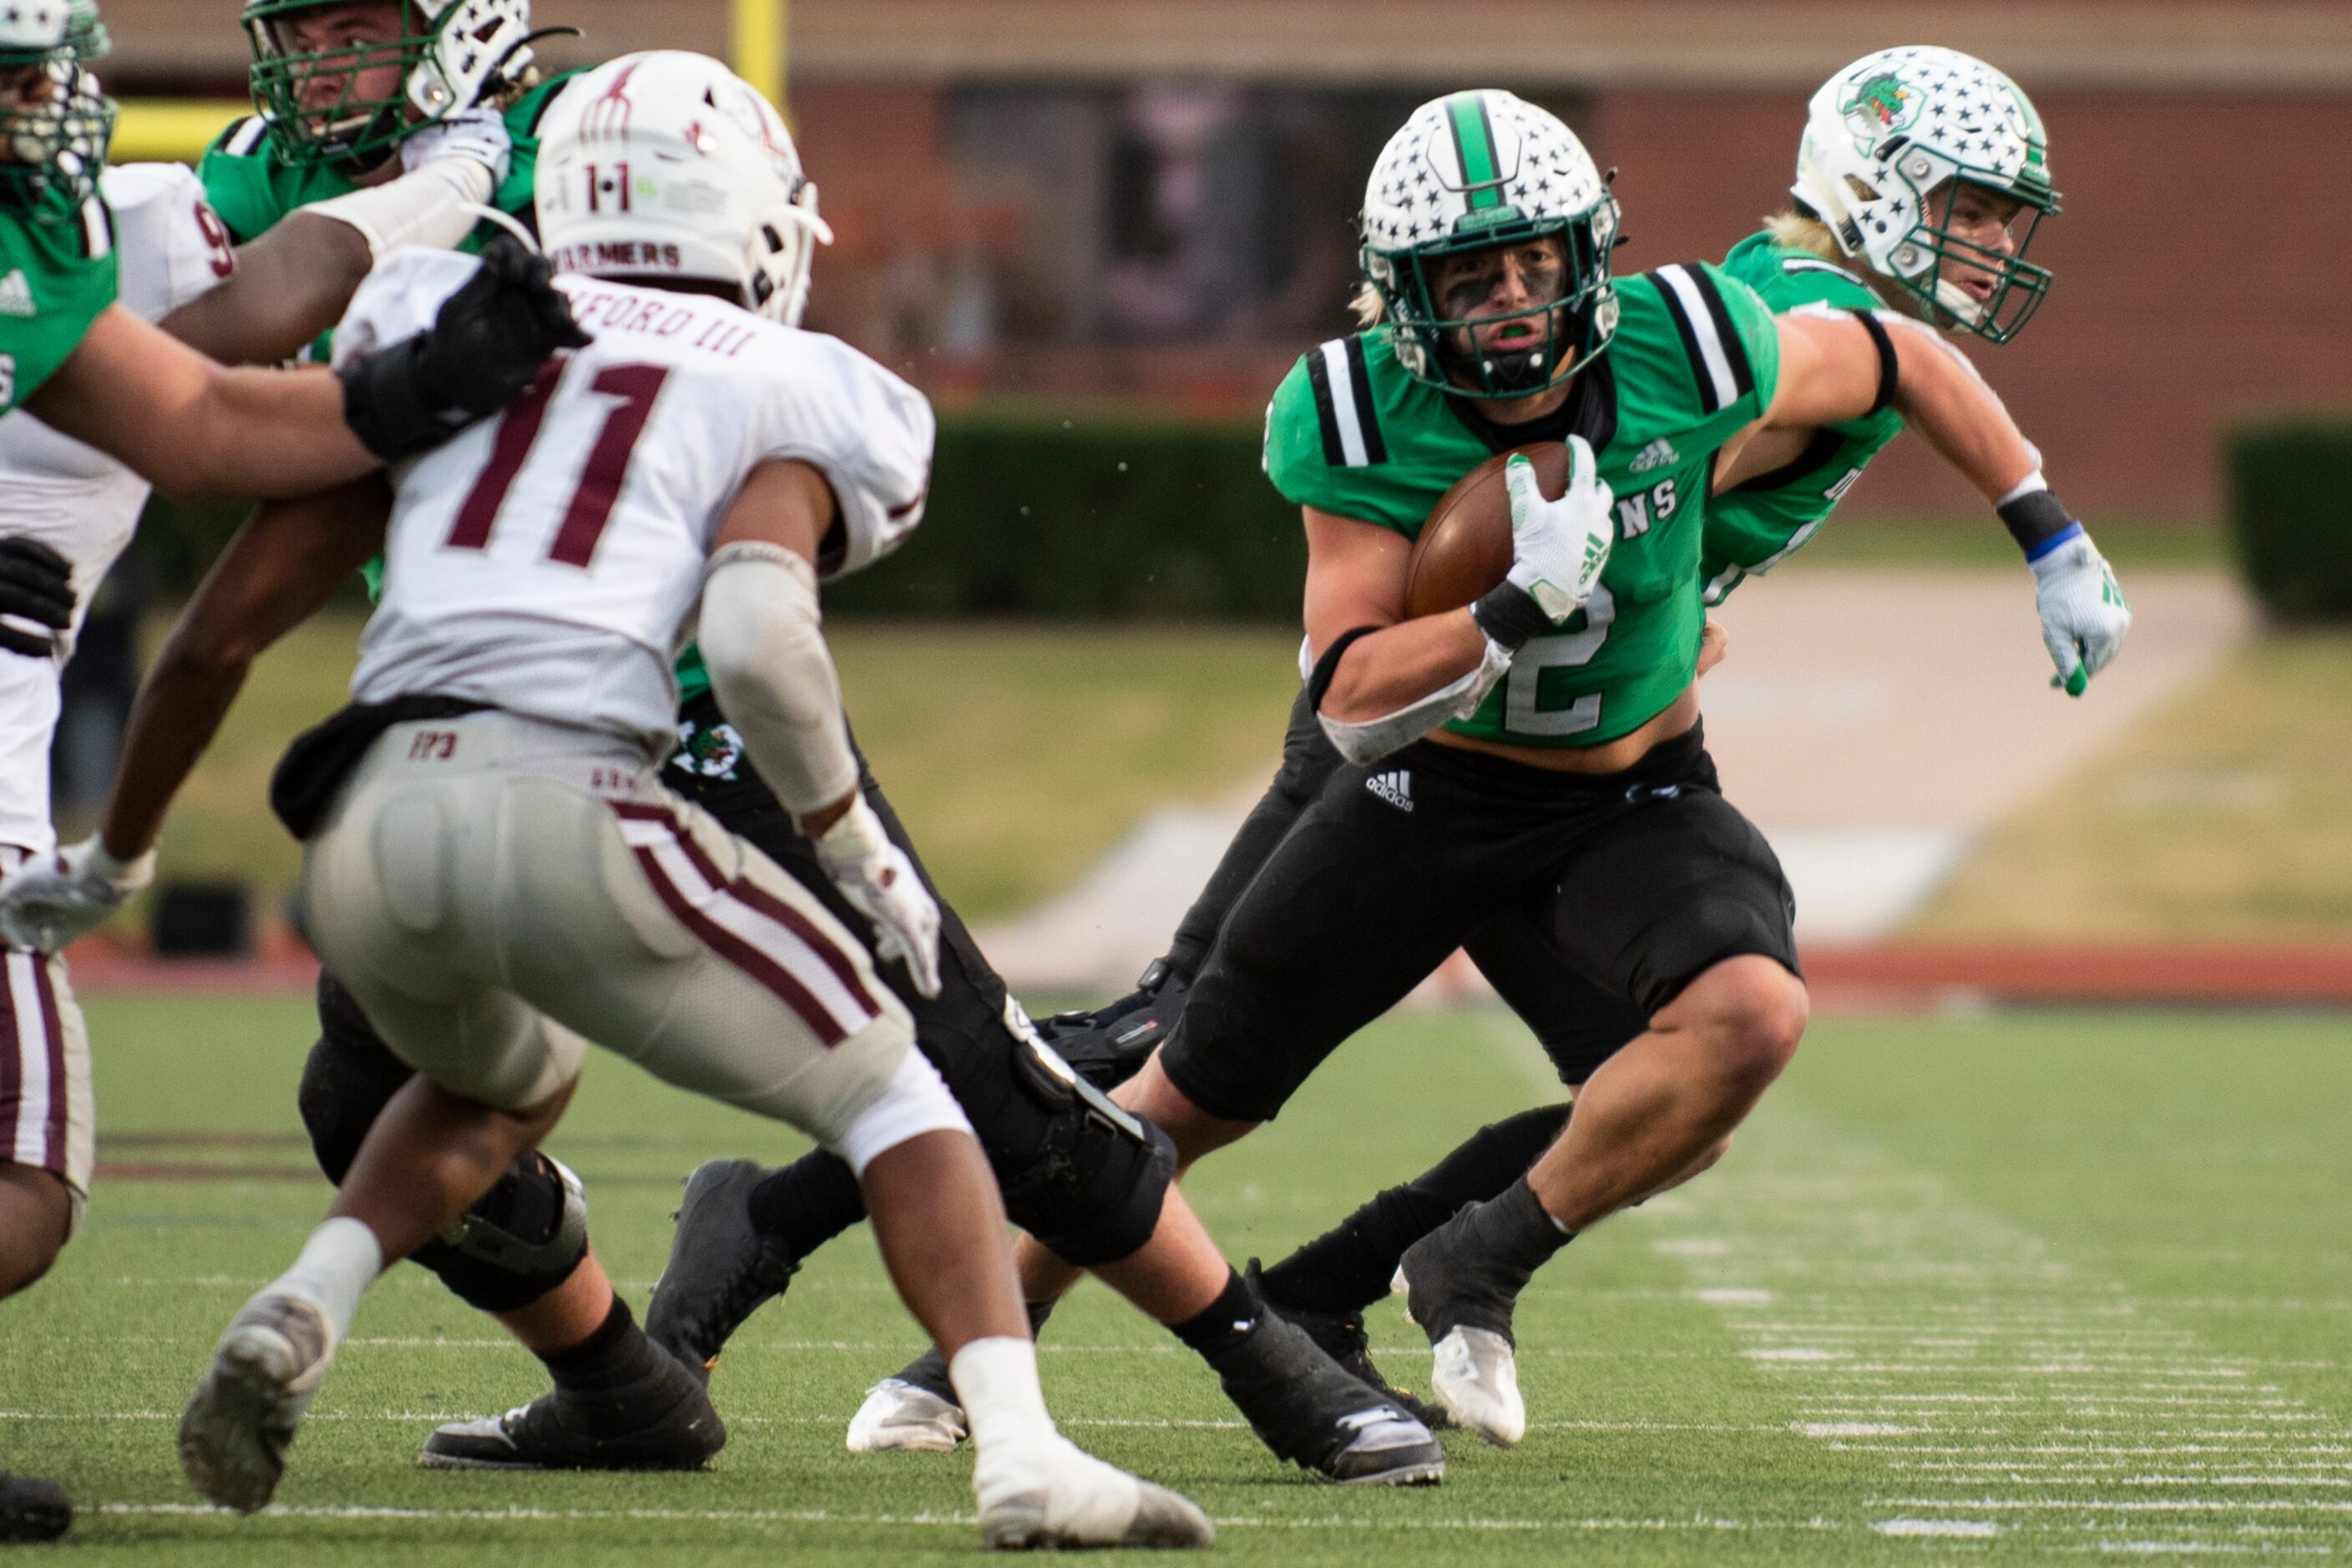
{"left": 1487, "top": 1020, "right": 2352, "bottom": 1557}
{"left": 90, "top": 1500, "right": 1850, "bottom": 1535}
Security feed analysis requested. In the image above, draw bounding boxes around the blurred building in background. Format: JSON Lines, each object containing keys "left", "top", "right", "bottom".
{"left": 99, "top": 0, "right": 2352, "bottom": 520}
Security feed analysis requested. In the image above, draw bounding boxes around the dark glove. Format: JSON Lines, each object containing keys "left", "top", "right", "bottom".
{"left": 1038, "top": 957, "right": 1189, "bottom": 1093}
{"left": 337, "top": 235, "right": 594, "bottom": 463}
{"left": 0, "top": 538, "right": 76, "bottom": 659}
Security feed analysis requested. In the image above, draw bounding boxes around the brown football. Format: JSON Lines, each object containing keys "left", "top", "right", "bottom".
{"left": 1402, "top": 442, "right": 1569, "bottom": 620}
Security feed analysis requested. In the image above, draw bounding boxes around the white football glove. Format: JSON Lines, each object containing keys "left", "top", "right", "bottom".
{"left": 1501, "top": 435, "right": 1615, "bottom": 621}
{"left": 400, "top": 107, "right": 513, "bottom": 186}
{"left": 815, "top": 798, "right": 942, "bottom": 999}
{"left": 0, "top": 836, "right": 154, "bottom": 954}
{"left": 2031, "top": 530, "right": 2131, "bottom": 697}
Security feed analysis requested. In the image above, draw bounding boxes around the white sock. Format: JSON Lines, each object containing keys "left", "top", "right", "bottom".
{"left": 948, "top": 1336, "right": 1057, "bottom": 1453}
{"left": 262, "top": 1216, "right": 383, "bottom": 1342}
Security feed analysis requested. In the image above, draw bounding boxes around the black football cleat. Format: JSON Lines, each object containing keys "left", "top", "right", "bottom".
{"left": 1251, "top": 1262, "right": 1452, "bottom": 1432}
{"left": 419, "top": 1353, "right": 725, "bottom": 1471}
{"left": 645, "top": 1158, "right": 801, "bottom": 1386}
{"left": 0, "top": 1473, "right": 70, "bottom": 1542}
{"left": 1213, "top": 1307, "right": 1444, "bottom": 1485}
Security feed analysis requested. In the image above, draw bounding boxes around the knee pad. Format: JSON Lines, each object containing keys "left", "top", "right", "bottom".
{"left": 296, "top": 975, "right": 416, "bottom": 1185}
{"left": 411, "top": 1151, "right": 591, "bottom": 1314}
{"left": 994, "top": 1027, "right": 1176, "bottom": 1267}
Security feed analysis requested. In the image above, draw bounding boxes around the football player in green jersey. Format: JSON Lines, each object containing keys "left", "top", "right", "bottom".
{"left": 164, "top": 1, "right": 561, "bottom": 366}
{"left": 997, "top": 53, "right": 2135, "bottom": 1450}
{"left": 976, "top": 84, "right": 2118, "bottom": 1450}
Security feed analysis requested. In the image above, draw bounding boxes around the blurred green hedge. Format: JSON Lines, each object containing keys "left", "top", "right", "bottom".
{"left": 2228, "top": 417, "right": 2352, "bottom": 622}
{"left": 132, "top": 412, "right": 1307, "bottom": 621}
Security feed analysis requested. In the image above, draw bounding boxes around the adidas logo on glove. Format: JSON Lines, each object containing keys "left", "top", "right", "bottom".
{"left": 1365, "top": 770, "right": 1414, "bottom": 812}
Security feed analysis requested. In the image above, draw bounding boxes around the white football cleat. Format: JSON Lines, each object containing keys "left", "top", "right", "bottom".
{"left": 846, "top": 1376, "right": 968, "bottom": 1453}
{"left": 972, "top": 1433, "right": 1213, "bottom": 1550}
{"left": 1428, "top": 1325, "right": 1525, "bottom": 1448}
{"left": 178, "top": 1294, "right": 338, "bottom": 1513}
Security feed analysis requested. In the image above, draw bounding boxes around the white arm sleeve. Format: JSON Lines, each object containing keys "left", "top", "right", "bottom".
{"left": 302, "top": 158, "right": 495, "bottom": 260}
{"left": 1316, "top": 637, "right": 1515, "bottom": 766}
{"left": 697, "top": 542, "right": 861, "bottom": 817}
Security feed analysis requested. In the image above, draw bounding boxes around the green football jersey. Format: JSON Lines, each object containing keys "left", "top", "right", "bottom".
{"left": 1698, "top": 231, "right": 1905, "bottom": 603}
{"left": 1265, "top": 261, "right": 1780, "bottom": 749}
{"left": 0, "top": 195, "right": 119, "bottom": 415}
{"left": 199, "top": 70, "right": 582, "bottom": 250}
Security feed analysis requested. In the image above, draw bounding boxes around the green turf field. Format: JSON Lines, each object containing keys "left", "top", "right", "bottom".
{"left": 4, "top": 995, "right": 2346, "bottom": 1564}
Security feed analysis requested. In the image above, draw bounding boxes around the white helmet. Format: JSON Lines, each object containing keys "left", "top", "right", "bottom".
{"left": 1358, "top": 89, "right": 1620, "bottom": 398}
{"left": 243, "top": 0, "right": 539, "bottom": 169}
{"left": 1793, "top": 45, "right": 2060, "bottom": 343}
{"left": 534, "top": 51, "right": 832, "bottom": 326}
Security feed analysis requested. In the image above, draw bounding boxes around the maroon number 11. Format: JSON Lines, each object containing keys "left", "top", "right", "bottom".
{"left": 447, "top": 358, "right": 672, "bottom": 569}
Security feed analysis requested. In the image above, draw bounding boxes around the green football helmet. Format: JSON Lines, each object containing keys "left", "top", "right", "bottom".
{"left": 1793, "top": 46, "right": 2061, "bottom": 344}
{"left": 1358, "top": 89, "right": 1620, "bottom": 400}
{"left": 241, "top": 0, "right": 535, "bottom": 169}
{"left": 0, "top": 1, "right": 114, "bottom": 220}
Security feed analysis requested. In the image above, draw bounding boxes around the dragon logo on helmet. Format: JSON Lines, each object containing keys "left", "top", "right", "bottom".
{"left": 1839, "top": 73, "right": 1919, "bottom": 139}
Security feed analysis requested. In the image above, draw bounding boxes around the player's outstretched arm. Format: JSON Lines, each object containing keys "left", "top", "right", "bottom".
{"left": 158, "top": 212, "right": 375, "bottom": 367}
{"left": 29, "top": 235, "right": 589, "bottom": 504}
{"left": 165, "top": 110, "right": 514, "bottom": 367}
{"left": 700, "top": 460, "right": 944, "bottom": 996}
{"left": 1743, "top": 310, "right": 2129, "bottom": 694}
{"left": 0, "top": 480, "right": 390, "bottom": 953}
{"left": 25, "top": 305, "right": 377, "bottom": 500}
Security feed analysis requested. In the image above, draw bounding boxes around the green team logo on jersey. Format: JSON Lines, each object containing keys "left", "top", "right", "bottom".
{"left": 1840, "top": 74, "right": 1919, "bottom": 138}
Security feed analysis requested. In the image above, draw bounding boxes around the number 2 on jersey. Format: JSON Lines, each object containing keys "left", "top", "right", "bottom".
{"left": 447, "top": 357, "right": 671, "bottom": 569}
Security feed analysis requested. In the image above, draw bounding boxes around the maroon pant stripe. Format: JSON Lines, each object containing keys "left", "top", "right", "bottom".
{"left": 609, "top": 800, "right": 882, "bottom": 1014}
{"left": 628, "top": 841, "right": 850, "bottom": 1048}
{"left": 31, "top": 957, "right": 65, "bottom": 1172}
{"left": 0, "top": 953, "right": 19, "bottom": 1163}
{"left": 664, "top": 814, "right": 881, "bottom": 1012}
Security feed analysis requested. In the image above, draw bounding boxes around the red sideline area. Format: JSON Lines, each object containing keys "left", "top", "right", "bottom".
{"left": 54, "top": 937, "right": 2352, "bottom": 1009}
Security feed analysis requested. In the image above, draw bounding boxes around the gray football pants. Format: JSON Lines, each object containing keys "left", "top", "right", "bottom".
{"left": 301, "top": 713, "right": 914, "bottom": 1152}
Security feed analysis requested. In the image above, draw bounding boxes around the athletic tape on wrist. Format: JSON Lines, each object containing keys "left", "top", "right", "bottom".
{"left": 1997, "top": 487, "right": 2080, "bottom": 559}
{"left": 1469, "top": 580, "right": 1553, "bottom": 650}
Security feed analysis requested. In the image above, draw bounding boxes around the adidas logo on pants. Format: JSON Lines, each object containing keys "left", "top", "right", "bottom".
{"left": 1365, "top": 770, "right": 1414, "bottom": 812}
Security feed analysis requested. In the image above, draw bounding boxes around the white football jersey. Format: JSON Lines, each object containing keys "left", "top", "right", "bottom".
{"left": 340, "top": 249, "right": 934, "bottom": 760}
{"left": 0, "top": 164, "right": 236, "bottom": 855}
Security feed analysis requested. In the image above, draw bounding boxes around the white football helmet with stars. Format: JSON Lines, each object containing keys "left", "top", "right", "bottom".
{"left": 1793, "top": 45, "right": 2060, "bottom": 343}
{"left": 1358, "top": 89, "right": 1620, "bottom": 398}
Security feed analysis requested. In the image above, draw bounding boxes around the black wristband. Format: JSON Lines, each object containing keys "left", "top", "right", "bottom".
{"left": 1469, "top": 580, "right": 1551, "bottom": 651}
{"left": 338, "top": 333, "right": 474, "bottom": 463}
{"left": 1305, "top": 625, "right": 1380, "bottom": 713}
{"left": 1996, "top": 487, "right": 2078, "bottom": 558}
{"left": 1850, "top": 308, "right": 1899, "bottom": 417}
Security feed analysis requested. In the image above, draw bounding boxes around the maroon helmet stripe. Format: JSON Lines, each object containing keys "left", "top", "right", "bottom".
{"left": 30, "top": 959, "right": 66, "bottom": 1172}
